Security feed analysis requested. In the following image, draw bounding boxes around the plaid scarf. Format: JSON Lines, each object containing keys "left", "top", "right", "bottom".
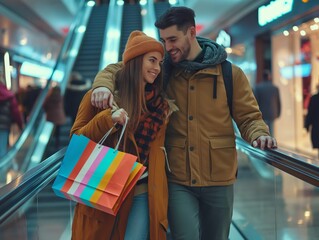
{"left": 134, "top": 85, "right": 168, "bottom": 166}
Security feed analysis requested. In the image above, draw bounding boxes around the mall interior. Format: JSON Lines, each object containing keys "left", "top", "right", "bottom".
{"left": 0, "top": 0, "right": 318, "bottom": 239}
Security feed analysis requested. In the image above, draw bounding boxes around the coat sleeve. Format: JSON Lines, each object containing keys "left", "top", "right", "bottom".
{"left": 231, "top": 65, "right": 270, "bottom": 142}
{"left": 92, "top": 62, "right": 124, "bottom": 92}
{"left": 70, "top": 90, "right": 116, "bottom": 142}
{"left": 10, "top": 96, "right": 24, "bottom": 130}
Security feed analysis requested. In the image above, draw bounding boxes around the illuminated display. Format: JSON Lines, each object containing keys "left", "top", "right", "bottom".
{"left": 258, "top": 0, "right": 294, "bottom": 26}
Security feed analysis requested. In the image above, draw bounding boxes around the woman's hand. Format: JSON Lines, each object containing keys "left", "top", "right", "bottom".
{"left": 111, "top": 108, "right": 128, "bottom": 125}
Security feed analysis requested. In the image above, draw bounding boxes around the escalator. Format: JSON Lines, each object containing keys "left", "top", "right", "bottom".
{"left": 72, "top": 5, "right": 109, "bottom": 81}
{"left": 154, "top": 1, "right": 171, "bottom": 20}
{"left": 0, "top": 0, "right": 94, "bottom": 188}
{"left": 2, "top": 1, "right": 319, "bottom": 239}
{"left": 1, "top": 137, "right": 319, "bottom": 239}
{"left": 23, "top": 4, "right": 112, "bottom": 238}
{"left": 118, "top": 3, "right": 142, "bottom": 61}
{"left": 42, "top": 4, "right": 109, "bottom": 160}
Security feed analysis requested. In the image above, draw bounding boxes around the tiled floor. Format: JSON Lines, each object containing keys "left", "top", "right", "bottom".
{"left": 234, "top": 151, "right": 319, "bottom": 240}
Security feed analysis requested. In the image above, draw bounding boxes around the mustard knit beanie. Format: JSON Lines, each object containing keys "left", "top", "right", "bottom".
{"left": 122, "top": 30, "right": 164, "bottom": 64}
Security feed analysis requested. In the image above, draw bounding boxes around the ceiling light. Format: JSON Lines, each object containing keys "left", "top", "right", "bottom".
{"left": 139, "top": 0, "right": 147, "bottom": 5}
{"left": 117, "top": 0, "right": 124, "bottom": 6}
{"left": 20, "top": 37, "right": 27, "bottom": 45}
{"left": 87, "top": 1, "right": 95, "bottom": 7}
{"left": 141, "top": 9, "right": 147, "bottom": 16}
{"left": 314, "top": 17, "right": 319, "bottom": 23}
{"left": 292, "top": 26, "right": 299, "bottom": 31}
{"left": 4, "top": 52, "right": 11, "bottom": 90}
{"left": 77, "top": 26, "right": 86, "bottom": 33}
{"left": 169, "top": 0, "right": 177, "bottom": 5}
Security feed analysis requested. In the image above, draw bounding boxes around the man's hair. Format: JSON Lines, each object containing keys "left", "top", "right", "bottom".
{"left": 155, "top": 6, "right": 195, "bottom": 34}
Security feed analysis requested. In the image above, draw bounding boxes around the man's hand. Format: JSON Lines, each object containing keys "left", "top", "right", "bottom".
{"left": 252, "top": 136, "right": 278, "bottom": 150}
{"left": 91, "top": 87, "right": 113, "bottom": 109}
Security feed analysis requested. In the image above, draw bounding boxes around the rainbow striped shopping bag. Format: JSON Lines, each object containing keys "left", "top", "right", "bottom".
{"left": 52, "top": 120, "right": 146, "bottom": 215}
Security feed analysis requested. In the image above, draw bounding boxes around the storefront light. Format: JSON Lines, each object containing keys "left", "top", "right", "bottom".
{"left": 225, "top": 48, "right": 232, "bottom": 54}
{"left": 20, "top": 61, "right": 64, "bottom": 82}
{"left": 283, "top": 30, "right": 289, "bottom": 36}
{"left": 300, "top": 30, "right": 306, "bottom": 36}
{"left": 310, "top": 24, "right": 318, "bottom": 31}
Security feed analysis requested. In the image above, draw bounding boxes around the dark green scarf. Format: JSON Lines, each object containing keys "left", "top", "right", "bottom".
{"left": 163, "top": 37, "right": 227, "bottom": 88}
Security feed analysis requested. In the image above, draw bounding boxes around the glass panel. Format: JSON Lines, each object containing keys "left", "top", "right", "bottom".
{"left": 0, "top": 180, "right": 75, "bottom": 240}
{"left": 276, "top": 169, "right": 318, "bottom": 239}
{"left": 234, "top": 150, "right": 319, "bottom": 239}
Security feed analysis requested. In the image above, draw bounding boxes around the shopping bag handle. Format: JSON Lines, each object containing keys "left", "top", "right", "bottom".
{"left": 98, "top": 116, "right": 128, "bottom": 150}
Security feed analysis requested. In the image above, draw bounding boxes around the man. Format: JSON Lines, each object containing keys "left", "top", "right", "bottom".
{"left": 90, "top": 7, "right": 277, "bottom": 240}
{"left": 254, "top": 70, "right": 281, "bottom": 135}
{"left": 305, "top": 84, "right": 319, "bottom": 155}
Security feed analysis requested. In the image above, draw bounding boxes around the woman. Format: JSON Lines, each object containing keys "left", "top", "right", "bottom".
{"left": 70, "top": 31, "right": 176, "bottom": 240}
{"left": 0, "top": 80, "right": 24, "bottom": 157}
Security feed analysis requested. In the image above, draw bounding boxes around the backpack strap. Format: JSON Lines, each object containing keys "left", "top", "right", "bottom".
{"left": 221, "top": 60, "right": 233, "bottom": 117}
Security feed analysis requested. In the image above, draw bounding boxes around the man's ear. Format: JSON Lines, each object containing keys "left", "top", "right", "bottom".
{"left": 189, "top": 26, "right": 196, "bottom": 39}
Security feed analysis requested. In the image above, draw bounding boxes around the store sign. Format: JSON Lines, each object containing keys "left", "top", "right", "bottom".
{"left": 258, "top": 0, "right": 294, "bottom": 26}
{"left": 216, "top": 30, "right": 231, "bottom": 48}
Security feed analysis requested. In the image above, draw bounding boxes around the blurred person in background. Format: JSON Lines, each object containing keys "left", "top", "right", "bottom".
{"left": 305, "top": 84, "right": 319, "bottom": 157}
{"left": 254, "top": 70, "right": 281, "bottom": 135}
{"left": 43, "top": 85, "right": 67, "bottom": 148}
{"left": 0, "top": 69, "right": 24, "bottom": 158}
{"left": 64, "top": 71, "right": 91, "bottom": 124}
{"left": 18, "top": 84, "right": 42, "bottom": 122}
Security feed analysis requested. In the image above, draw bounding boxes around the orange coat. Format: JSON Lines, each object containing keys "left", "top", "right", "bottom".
{"left": 70, "top": 90, "right": 169, "bottom": 240}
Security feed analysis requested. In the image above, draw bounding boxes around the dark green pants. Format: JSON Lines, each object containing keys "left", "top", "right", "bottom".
{"left": 168, "top": 183, "right": 234, "bottom": 240}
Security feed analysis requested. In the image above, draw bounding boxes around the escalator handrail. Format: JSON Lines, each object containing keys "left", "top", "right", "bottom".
{"left": 1, "top": 136, "right": 319, "bottom": 225}
{"left": 0, "top": 0, "right": 87, "bottom": 169}
{"left": 236, "top": 136, "right": 319, "bottom": 186}
{"left": 0, "top": 147, "right": 67, "bottom": 225}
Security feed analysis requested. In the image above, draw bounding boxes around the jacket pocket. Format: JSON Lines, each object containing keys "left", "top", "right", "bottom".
{"left": 160, "top": 147, "right": 171, "bottom": 172}
{"left": 165, "top": 138, "right": 188, "bottom": 181}
{"left": 208, "top": 137, "right": 237, "bottom": 182}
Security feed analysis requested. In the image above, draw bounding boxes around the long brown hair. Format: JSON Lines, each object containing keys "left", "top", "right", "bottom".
{"left": 115, "top": 55, "right": 163, "bottom": 133}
